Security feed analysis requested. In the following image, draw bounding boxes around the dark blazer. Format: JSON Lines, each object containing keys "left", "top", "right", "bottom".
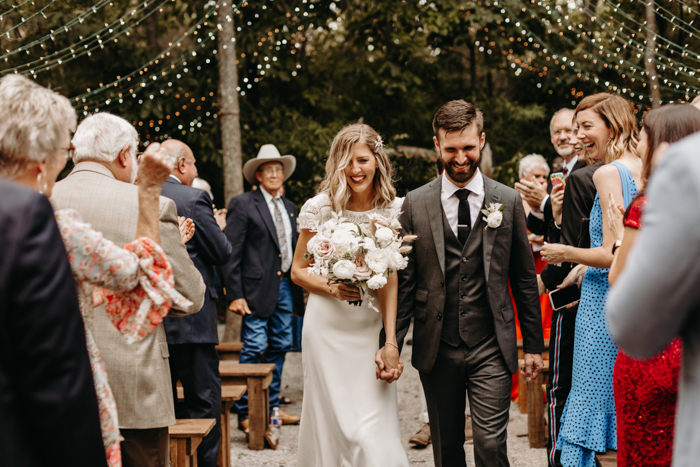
{"left": 0, "top": 180, "right": 107, "bottom": 467}
{"left": 161, "top": 177, "right": 232, "bottom": 344}
{"left": 396, "top": 176, "right": 545, "bottom": 374}
{"left": 223, "top": 188, "right": 305, "bottom": 318}
{"left": 527, "top": 158, "right": 588, "bottom": 242}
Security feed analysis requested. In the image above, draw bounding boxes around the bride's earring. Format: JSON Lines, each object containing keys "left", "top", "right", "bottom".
{"left": 36, "top": 172, "right": 45, "bottom": 194}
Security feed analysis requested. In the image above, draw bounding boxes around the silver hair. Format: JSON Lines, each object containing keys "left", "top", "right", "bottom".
{"left": 549, "top": 108, "right": 575, "bottom": 134}
{"left": 0, "top": 75, "right": 77, "bottom": 178}
{"left": 192, "top": 177, "right": 213, "bottom": 201}
{"left": 165, "top": 142, "right": 190, "bottom": 167}
{"left": 519, "top": 153, "right": 550, "bottom": 180}
{"left": 72, "top": 112, "right": 139, "bottom": 164}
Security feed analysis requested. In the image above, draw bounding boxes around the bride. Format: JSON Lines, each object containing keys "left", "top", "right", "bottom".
{"left": 291, "top": 123, "right": 409, "bottom": 466}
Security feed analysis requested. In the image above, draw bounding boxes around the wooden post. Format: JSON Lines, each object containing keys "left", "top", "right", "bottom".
{"left": 217, "top": 1, "right": 244, "bottom": 342}
{"left": 527, "top": 372, "right": 546, "bottom": 448}
{"left": 645, "top": 1, "right": 662, "bottom": 108}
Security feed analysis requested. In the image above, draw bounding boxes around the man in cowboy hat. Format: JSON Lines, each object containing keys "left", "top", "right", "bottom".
{"left": 223, "top": 144, "right": 304, "bottom": 431}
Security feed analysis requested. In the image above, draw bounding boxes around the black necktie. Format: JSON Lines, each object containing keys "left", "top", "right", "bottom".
{"left": 455, "top": 189, "right": 471, "bottom": 245}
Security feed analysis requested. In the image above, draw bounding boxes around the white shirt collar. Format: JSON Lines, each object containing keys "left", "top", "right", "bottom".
{"left": 564, "top": 155, "right": 578, "bottom": 173}
{"left": 259, "top": 186, "right": 279, "bottom": 203}
{"left": 441, "top": 168, "right": 484, "bottom": 198}
{"left": 168, "top": 174, "right": 182, "bottom": 184}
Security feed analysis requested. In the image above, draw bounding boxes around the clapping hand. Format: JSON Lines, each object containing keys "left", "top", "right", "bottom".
{"left": 551, "top": 184, "right": 565, "bottom": 225}
{"left": 136, "top": 142, "right": 173, "bottom": 189}
{"left": 213, "top": 207, "right": 227, "bottom": 231}
{"left": 606, "top": 193, "right": 625, "bottom": 243}
{"left": 375, "top": 345, "right": 404, "bottom": 383}
{"left": 178, "top": 216, "right": 195, "bottom": 243}
{"left": 515, "top": 178, "right": 548, "bottom": 211}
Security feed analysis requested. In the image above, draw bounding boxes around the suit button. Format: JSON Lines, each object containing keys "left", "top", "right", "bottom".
{"left": 460, "top": 293, "right": 466, "bottom": 299}
{"left": 277, "top": 271, "right": 282, "bottom": 276}
{"left": 437, "top": 313, "right": 442, "bottom": 320}
{"left": 462, "top": 257, "right": 467, "bottom": 263}
{"left": 461, "top": 275, "right": 466, "bottom": 282}
{"left": 440, "top": 280, "right": 444, "bottom": 287}
{"left": 279, "top": 254, "right": 282, "bottom": 258}
{"left": 460, "top": 311, "right": 466, "bottom": 317}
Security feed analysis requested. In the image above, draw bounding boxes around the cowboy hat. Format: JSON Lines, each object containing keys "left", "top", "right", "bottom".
{"left": 243, "top": 144, "right": 296, "bottom": 185}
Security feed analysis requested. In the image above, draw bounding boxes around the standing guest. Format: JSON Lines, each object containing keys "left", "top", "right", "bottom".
{"left": 607, "top": 132, "right": 700, "bottom": 467}
{"left": 160, "top": 140, "right": 232, "bottom": 467}
{"left": 52, "top": 112, "right": 206, "bottom": 467}
{"left": 0, "top": 180, "right": 107, "bottom": 467}
{"left": 552, "top": 156, "right": 564, "bottom": 172}
{"left": 541, "top": 93, "right": 641, "bottom": 466}
{"left": 224, "top": 144, "right": 304, "bottom": 432}
{"left": 606, "top": 104, "right": 700, "bottom": 467}
{"left": 541, "top": 130, "right": 602, "bottom": 467}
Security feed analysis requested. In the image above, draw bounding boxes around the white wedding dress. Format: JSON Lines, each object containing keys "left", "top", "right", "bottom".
{"left": 296, "top": 193, "right": 409, "bottom": 467}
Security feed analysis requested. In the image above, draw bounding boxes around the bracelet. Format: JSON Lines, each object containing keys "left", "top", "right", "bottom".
{"left": 386, "top": 342, "right": 399, "bottom": 350}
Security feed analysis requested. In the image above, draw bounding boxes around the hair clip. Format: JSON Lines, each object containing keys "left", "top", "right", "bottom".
{"left": 374, "top": 136, "right": 384, "bottom": 151}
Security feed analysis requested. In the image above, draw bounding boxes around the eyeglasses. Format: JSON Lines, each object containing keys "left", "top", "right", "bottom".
{"left": 261, "top": 166, "right": 284, "bottom": 175}
{"left": 61, "top": 143, "right": 76, "bottom": 160}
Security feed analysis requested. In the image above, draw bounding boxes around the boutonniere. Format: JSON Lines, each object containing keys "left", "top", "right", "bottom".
{"left": 480, "top": 203, "right": 506, "bottom": 230}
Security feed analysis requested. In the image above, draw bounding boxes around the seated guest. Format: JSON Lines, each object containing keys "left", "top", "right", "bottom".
{"left": 0, "top": 75, "right": 198, "bottom": 467}
{"left": 606, "top": 104, "right": 700, "bottom": 467}
{"left": 51, "top": 112, "right": 205, "bottom": 467}
{"left": 607, "top": 129, "right": 700, "bottom": 467}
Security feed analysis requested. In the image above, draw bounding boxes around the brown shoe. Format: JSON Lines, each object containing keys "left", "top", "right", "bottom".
{"left": 278, "top": 409, "right": 300, "bottom": 425}
{"left": 465, "top": 417, "right": 473, "bottom": 441}
{"left": 238, "top": 418, "right": 249, "bottom": 434}
{"left": 409, "top": 423, "right": 431, "bottom": 447}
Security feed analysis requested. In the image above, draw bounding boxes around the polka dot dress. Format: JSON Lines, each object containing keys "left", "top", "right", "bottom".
{"left": 556, "top": 161, "right": 637, "bottom": 467}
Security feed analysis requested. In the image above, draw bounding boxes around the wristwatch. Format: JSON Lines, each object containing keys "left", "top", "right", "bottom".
{"left": 611, "top": 239, "right": 622, "bottom": 255}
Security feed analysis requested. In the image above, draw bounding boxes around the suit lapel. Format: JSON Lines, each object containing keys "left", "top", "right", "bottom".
{"left": 481, "top": 178, "right": 500, "bottom": 282}
{"left": 424, "top": 179, "right": 446, "bottom": 277}
{"left": 254, "top": 189, "right": 280, "bottom": 250}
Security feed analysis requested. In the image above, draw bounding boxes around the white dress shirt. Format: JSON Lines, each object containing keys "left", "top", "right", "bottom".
{"left": 260, "top": 186, "right": 293, "bottom": 263}
{"left": 441, "top": 169, "right": 485, "bottom": 238}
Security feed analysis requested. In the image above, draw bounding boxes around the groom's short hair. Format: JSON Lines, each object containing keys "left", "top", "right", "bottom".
{"left": 432, "top": 100, "right": 484, "bottom": 140}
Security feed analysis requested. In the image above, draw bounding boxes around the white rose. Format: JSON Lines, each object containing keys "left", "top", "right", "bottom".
{"left": 351, "top": 236, "right": 375, "bottom": 253}
{"left": 365, "top": 248, "right": 389, "bottom": 274}
{"left": 389, "top": 218, "right": 401, "bottom": 231}
{"left": 389, "top": 251, "right": 409, "bottom": 270}
{"left": 332, "top": 260, "right": 356, "bottom": 280}
{"left": 367, "top": 275, "right": 388, "bottom": 290}
{"left": 487, "top": 211, "right": 503, "bottom": 229}
{"left": 306, "top": 234, "right": 319, "bottom": 254}
{"left": 374, "top": 227, "right": 394, "bottom": 248}
{"left": 331, "top": 228, "right": 354, "bottom": 254}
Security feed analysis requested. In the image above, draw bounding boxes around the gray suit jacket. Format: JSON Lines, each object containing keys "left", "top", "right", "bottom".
{"left": 607, "top": 133, "right": 700, "bottom": 467}
{"left": 51, "top": 162, "right": 205, "bottom": 429}
{"left": 396, "top": 175, "right": 544, "bottom": 374}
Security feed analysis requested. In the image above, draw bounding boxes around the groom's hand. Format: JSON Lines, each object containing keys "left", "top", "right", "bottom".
{"left": 521, "top": 353, "right": 544, "bottom": 381}
{"left": 375, "top": 347, "right": 404, "bottom": 383}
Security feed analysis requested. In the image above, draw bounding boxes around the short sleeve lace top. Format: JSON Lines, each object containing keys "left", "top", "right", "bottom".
{"left": 297, "top": 192, "right": 405, "bottom": 231}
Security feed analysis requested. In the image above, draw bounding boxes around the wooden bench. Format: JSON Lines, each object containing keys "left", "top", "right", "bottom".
{"left": 595, "top": 450, "right": 617, "bottom": 467}
{"left": 517, "top": 338, "right": 550, "bottom": 414}
{"left": 176, "top": 384, "right": 247, "bottom": 467}
{"left": 169, "top": 418, "right": 216, "bottom": 467}
{"left": 518, "top": 358, "right": 550, "bottom": 448}
{"left": 216, "top": 342, "right": 243, "bottom": 361}
{"left": 219, "top": 362, "right": 275, "bottom": 450}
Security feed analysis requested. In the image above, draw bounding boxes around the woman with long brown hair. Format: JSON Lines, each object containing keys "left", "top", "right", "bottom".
{"left": 540, "top": 93, "right": 642, "bottom": 466}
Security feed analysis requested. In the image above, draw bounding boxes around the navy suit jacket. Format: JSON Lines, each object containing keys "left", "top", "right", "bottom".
{"left": 161, "top": 177, "right": 232, "bottom": 344}
{"left": 0, "top": 180, "right": 107, "bottom": 467}
{"left": 223, "top": 189, "right": 305, "bottom": 319}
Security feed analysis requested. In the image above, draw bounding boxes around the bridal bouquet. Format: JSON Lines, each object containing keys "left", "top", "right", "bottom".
{"left": 304, "top": 211, "right": 416, "bottom": 311}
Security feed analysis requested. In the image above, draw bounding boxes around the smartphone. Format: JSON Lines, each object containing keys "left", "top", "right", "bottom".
{"left": 550, "top": 173, "right": 565, "bottom": 190}
{"left": 549, "top": 284, "right": 581, "bottom": 311}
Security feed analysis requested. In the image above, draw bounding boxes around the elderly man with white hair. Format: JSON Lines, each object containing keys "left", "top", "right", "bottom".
{"left": 51, "top": 113, "right": 206, "bottom": 467}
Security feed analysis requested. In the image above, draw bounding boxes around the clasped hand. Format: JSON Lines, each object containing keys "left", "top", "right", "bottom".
{"left": 375, "top": 344, "right": 403, "bottom": 384}
{"left": 520, "top": 353, "right": 544, "bottom": 381}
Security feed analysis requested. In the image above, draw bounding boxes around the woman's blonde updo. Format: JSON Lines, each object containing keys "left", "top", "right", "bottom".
{"left": 318, "top": 123, "right": 396, "bottom": 213}
{"left": 574, "top": 93, "right": 639, "bottom": 164}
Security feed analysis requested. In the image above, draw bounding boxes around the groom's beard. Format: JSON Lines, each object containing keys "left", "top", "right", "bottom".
{"left": 444, "top": 157, "right": 479, "bottom": 184}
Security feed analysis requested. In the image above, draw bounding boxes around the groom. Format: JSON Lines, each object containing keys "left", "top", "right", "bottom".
{"left": 389, "top": 100, "right": 544, "bottom": 467}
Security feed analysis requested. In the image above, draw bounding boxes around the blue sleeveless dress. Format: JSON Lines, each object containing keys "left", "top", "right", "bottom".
{"left": 556, "top": 161, "right": 637, "bottom": 467}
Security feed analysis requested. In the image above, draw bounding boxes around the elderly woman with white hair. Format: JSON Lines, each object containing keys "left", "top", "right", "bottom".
{"left": 0, "top": 75, "right": 191, "bottom": 466}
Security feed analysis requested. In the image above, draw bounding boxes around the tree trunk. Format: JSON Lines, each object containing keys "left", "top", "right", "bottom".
{"left": 218, "top": 2, "right": 244, "bottom": 342}
{"left": 645, "top": 1, "right": 662, "bottom": 108}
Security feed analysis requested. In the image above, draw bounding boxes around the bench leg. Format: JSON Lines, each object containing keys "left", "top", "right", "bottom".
{"left": 170, "top": 438, "right": 190, "bottom": 467}
{"left": 247, "top": 378, "right": 266, "bottom": 450}
{"left": 218, "top": 401, "right": 233, "bottom": 467}
{"left": 527, "top": 372, "right": 546, "bottom": 448}
{"left": 519, "top": 371, "right": 527, "bottom": 414}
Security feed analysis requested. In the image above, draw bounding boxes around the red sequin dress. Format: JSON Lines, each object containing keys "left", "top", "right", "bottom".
{"left": 613, "top": 195, "right": 682, "bottom": 467}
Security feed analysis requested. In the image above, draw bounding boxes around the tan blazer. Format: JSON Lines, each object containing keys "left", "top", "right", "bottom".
{"left": 51, "top": 162, "right": 205, "bottom": 429}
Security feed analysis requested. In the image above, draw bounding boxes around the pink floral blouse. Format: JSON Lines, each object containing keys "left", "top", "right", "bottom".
{"left": 55, "top": 209, "right": 191, "bottom": 467}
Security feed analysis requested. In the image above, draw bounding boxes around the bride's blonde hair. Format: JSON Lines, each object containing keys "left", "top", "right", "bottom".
{"left": 318, "top": 123, "right": 396, "bottom": 213}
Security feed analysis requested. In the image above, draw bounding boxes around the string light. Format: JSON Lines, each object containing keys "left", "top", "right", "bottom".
{"left": 2, "top": 0, "right": 56, "bottom": 38}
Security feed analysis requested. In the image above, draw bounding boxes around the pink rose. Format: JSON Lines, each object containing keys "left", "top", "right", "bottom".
{"left": 313, "top": 238, "right": 336, "bottom": 261}
{"left": 353, "top": 255, "right": 373, "bottom": 281}
{"left": 368, "top": 213, "right": 391, "bottom": 235}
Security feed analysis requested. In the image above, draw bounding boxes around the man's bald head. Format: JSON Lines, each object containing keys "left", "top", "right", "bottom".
{"left": 692, "top": 95, "right": 700, "bottom": 111}
{"left": 163, "top": 139, "right": 197, "bottom": 186}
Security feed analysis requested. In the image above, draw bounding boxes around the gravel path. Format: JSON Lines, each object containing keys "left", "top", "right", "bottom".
{"left": 226, "top": 328, "right": 547, "bottom": 466}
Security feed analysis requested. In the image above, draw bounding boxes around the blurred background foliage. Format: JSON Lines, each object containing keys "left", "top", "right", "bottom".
{"left": 2, "top": 0, "right": 698, "bottom": 206}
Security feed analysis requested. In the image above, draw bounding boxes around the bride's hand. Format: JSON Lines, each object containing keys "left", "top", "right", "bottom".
{"left": 331, "top": 283, "right": 361, "bottom": 302}
{"left": 375, "top": 346, "right": 403, "bottom": 383}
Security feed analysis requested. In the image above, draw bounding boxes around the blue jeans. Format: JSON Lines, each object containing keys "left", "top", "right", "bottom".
{"left": 235, "top": 278, "right": 293, "bottom": 420}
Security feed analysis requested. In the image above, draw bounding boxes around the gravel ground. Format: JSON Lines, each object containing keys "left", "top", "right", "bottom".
{"left": 225, "top": 326, "right": 547, "bottom": 466}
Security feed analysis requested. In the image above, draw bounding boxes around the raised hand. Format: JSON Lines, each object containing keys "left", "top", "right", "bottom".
{"left": 136, "top": 142, "right": 173, "bottom": 189}
{"left": 213, "top": 207, "right": 227, "bottom": 231}
{"left": 178, "top": 216, "right": 195, "bottom": 243}
{"left": 515, "top": 178, "right": 548, "bottom": 211}
{"left": 606, "top": 193, "right": 625, "bottom": 243}
{"left": 551, "top": 183, "right": 565, "bottom": 225}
